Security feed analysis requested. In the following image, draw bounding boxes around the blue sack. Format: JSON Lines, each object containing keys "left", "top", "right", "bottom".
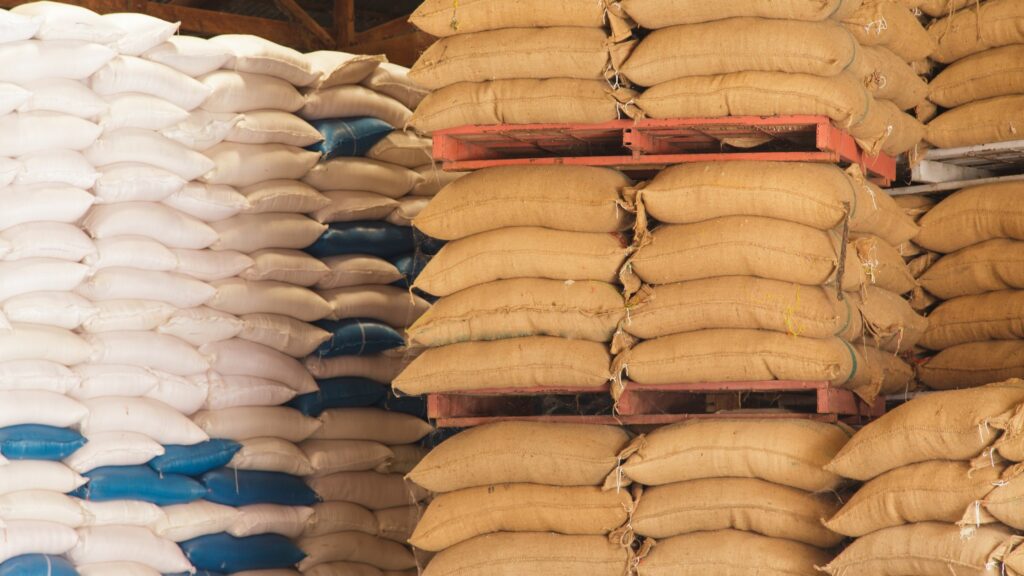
{"left": 307, "top": 117, "right": 394, "bottom": 160}
{"left": 202, "top": 469, "right": 319, "bottom": 507}
{"left": 289, "top": 377, "right": 388, "bottom": 416}
{"left": 390, "top": 252, "right": 431, "bottom": 289}
{"left": 0, "top": 425, "right": 85, "bottom": 460}
{"left": 180, "top": 533, "right": 305, "bottom": 573}
{"left": 73, "top": 466, "right": 207, "bottom": 505}
{"left": 306, "top": 222, "right": 415, "bottom": 259}
{"left": 378, "top": 392, "right": 428, "bottom": 420}
{"left": 167, "top": 572, "right": 224, "bottom": 576}
{"left": 0, "top": 555, "right": 78, "bottom": 576}
{"left": 413, "top": 228, "right": 447, "bottom": 256}
{"left": 149, "top": 440, "right": 242, "bottom": 477}
{"left": 315, "top": 319, "right": 405, "bottom": 358}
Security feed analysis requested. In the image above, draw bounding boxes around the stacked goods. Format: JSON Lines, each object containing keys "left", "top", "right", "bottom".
{"left": 393, "top": 165, "right": 633, "bottom": 396}
{"left": 821, "top": 380, "right": 1024, "bottom": 576}
{"left": 407, "top": 421, "right": 635, "bottom": 575}
{"left": 406, "top": 0, "right": 638, "bottom": 133}
{"left": 914, "top": 182, "right": 1024, "bottom": 389}
{"left": 294, "top": 62, "right": 436, "bottom": 576}
{"left": 619, "top": 0, "right": 929, "bottom": 156}
{"left": 925, "top": 0, "right": 1024, "bottom": 149}
{"left": 624, "top": 419, "right": 849, "bottom": 575}
{"left": 892, "top": 194, "right": 939, "bottom": 313}
{"left": 616, "top": 161, "right": 924, "bottom": 402}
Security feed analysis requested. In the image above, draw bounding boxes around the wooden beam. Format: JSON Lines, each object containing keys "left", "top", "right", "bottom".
{"left": 272, "top": 0, "right": 333, "bottom": 49}
{"left": 350, "top": 28, "right": 432, "bottom": 67}
{"left": 354, "top": 14, "right": 417, "bottom": 44}
{"left": 168, "top": 0, "right": 212, "bottom": 7}
{"left": 335, "top": 0, "right": 355, "bottom": 47}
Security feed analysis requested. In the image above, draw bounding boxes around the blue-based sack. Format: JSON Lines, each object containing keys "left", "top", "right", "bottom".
{"left": 202, "top": 468, "right": 319, "bottom": 507}
{"left": 378, "top": 392, "right": 428, "bottom": 420}
{"left": 180, "top": 533, "right": 305, "bottom": 573}
{"left": 414, "top": 227, "right": 447, "bottom": 256}
{"left": 149, "top": 440, "right": 242, "bottom": 477}
{"left": 0, "top": 555, "right": 78, "bottom": 576}
{"left": 290, "top": 377, "right": 388, "bottom": 416}
{"left": 73, "top": 465, "right": 207, "bottom": 505}
{"left": 306, "top": 222, "right": 415, "bottom": 259}
{"left": 315, "top": 319, "right": 405, "bottom": 358}
{"left": 167, "top": 572, "right": 224, "bottom": 576}
{"left": 308, "top": 117, "right": 394, "bottom": 160}
{"left": 0, "top": 425, "right": 85, "bottom": 460}
{"left": 390, "top": 252, "right": 431, "bottom": 289}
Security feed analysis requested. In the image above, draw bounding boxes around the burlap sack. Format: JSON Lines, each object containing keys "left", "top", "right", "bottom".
{"left": 375, "top": 444, "right": 429, "bottom": 475}
{"left": 421, "top": 533, "right": 631, "bottom": 576}
{"left": 862, "top": 345, "right": 916, "bottom": 395}
{"left": 621, "top": 419, "right": 850, "bottom": 492}
{"left": 631, "top": 161, "right": 918, "bottom": 245}
{"left": 414, "top": 227, "right": 629, "bottom": 297}
{"left": 622, "top": 277, "right": 863, "bottom": 342}
{"left": 407, "top": 421, "right": 630, "bottom": 492}
{"left": 854, "top": 45, "right": 928, "bottom": 110}
{"left": 920, "top": 0, "right": 973, "bottom": 17}
{"left": 637, "top": 529, "right": 833, "bottom": 576}
{"left": 982, "top": 472, "right": 1024, "bottom": 530}
{"left": 851, "top": 234, "right": 918, "bottom": 294}
{"left": 930, "top": 46, "right": 1024, "bottom": 108}
{"left": 409, "top": 0, "right": 610, "bottom": 37}
{"left": 393, "top": 336, "right": 612, "bottom": 395}
{"left": 411, "top": 484, "right": 632, "bottom": 552}
{"left": 632, "top": 478, "right": 843, "bottom": 547}
{"left": 842, "top": 0, "right": 937, "bottom": 62}
{"left": 313, "top": 408, "right": 434, "bottom": 445}
{"left": 821, "top": 522, "right": 1016, "bottom": 576}
{"left": 921, "top": 291, "right": 1024, "bottom": 350}
{"left": 627, "top": 217, "right": 865, "bottom": 291}
{"left": 410, "top": 28, "right": 620, "bottom": 90}
{"left": 307, "top": 471, "right": 428, "bottom": 510}
{"left": 920, "top": 342, "right": 1024, "bottom": 390}
{"left": 926, "top": 95, "right": 1024, "bottom": 150}
{"left": 413, "top": 165, "right": 632, "bottom": 240}
{"left": 872, "top": 98, "right": 927, "bottom": 156}
{"left": 916, "top": 182, "right": 1024, "bottom": 254}
{"left": 298, "top": 531, "right": 417, "bottom": 572}
{"left": 407, "top": 279, "right": 625, "bottom": 347}
{"left": 301, "top": 439, "right": 395, "bottom": 476}
{"left": 856, "top": 285, "right": 928, "bottom": 352}
{"left": 928, "top": 0, "right": 1024, "bottom": 63}
{"left": 620, "top": 0, "right": 863, "bottom": 27}
{"left": 374, "top": 505, "right": 418, "bottom": 543}
{"left": 620, "top": 19, "right": 859, "bottom": 87}
{"left": 825, "top": 461, "right": 1004, "bottom": 537}
{"left": 893, "top": 194, "right": 935, "bottom": 221}
{"left": 410, "top": 79, "right": 637, "bottom": 134}
{"left": 304, "top": 501, "right": 379, "bottom": 538}
{"left": 825, "top": 380, "right": 1024, "bottom": 481}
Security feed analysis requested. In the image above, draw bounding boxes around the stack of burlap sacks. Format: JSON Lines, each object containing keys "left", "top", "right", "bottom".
{"left": 615, "top": 161, "right": 925, "bottom": 404}
{"left": 822, "top": 379, "right": 1024, "bottom": 575}
{"left": 924, "top": 0, "right": 1024, "bottom": 150}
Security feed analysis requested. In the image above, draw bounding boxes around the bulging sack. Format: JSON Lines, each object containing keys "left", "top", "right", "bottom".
{"left": 842, "top": 0, "right": 937, "bottom": 62}
{"left": 921, "top": 239, "right": 1024, "bottom": 298}
{"left": 927, "top": 95, "right": 1024, "bottom": 150}
{"left": 927, "top": 0, "right": 1024, "bottom": 63}
{"left": 421, "top": 533, "right": 631, "bottom": 576}
{"left": 300, "top": 85, "right": 412, "bottom": 129}
{"left": 919, "top": 341, "right": 1024, "bottom": 390}
{"left": 929, "top": 45, "right": 1024, "bottom": 108}
{"left": 620, "top": 0, "right": 862, "bottom": 27}
{"left": 637, "top": 529, "right": 833, "bottom": 576}
{"left": 409, "top": 0, "right": 610, "bottom": 37}
{"left": 916, "top": 182, "right": 1024, "bottom": 254}
{"left": 921, "top": 291, "right": 1024, "bottom": 350}
{"left": 199, "top": 70, "right": 304, "bottom": 113}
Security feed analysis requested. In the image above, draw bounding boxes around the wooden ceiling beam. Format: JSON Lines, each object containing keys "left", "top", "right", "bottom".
{"left": 272, "top": 0, "right": 334, "bottom": 49}
{"left": 335, "top": 0, "right": 355, "bottom": 47}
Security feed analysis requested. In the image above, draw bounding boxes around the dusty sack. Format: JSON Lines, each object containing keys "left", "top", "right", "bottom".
{"left": 851, "top": 234, "right": 918, "bottom": 294}
{"left": 929, "top": 45, "right": 1024, "bottom": 108}
{"left": 619, "top": 0, "right": 863, "bottom": 27}
{"left": 927, "top": 96, "right": 1024, "bottom": 150}
{"left": 407, "top": 279, "right": 625, "bottom": 347}
{"left": 421, "top": 533, "right": 631, "bottom": 576}
{"left": 842, "top": 0, "right": 937, "bottom": 62}
{"left": 916, "top": 182, "right": 1024, "bottom": 254}
{"left": 408, "top": 0, "right": 611, "bottom": 37}
{"left": 632, "top": 478, "right": 843, "bottom": 548}
{"left": 410, "top": 484, "right": 632, "bottom": 552}
{"left": 919, "top": 342, "right": 1024, "bottom": 390}
{"left": 307, "top": 471, "right": 427, "bottom": 510}
{"left": 407, "top": 421, "right": 630, "bottom": 493}
{"left": 637, "top": 529, "right": 832, "bottom": 576}
{"left": 928, "top": 0, "right": 1024, "bottom": 63}
{"left": 984, "top": 473, "right": 1024, "bottom": 530}
{"left": 414, "top": 165, "right": 633, "bottom": 240}
{"left": 856, "top": 45, "right": 928, "bottom": 110}
{"left": 921, "top": 291, "right": 1024, "bottom": 350}
{"left": 393, "top": 336, "right": 612, "bottom": 395}
{"left": 856, "top": 286, "right": 928, "bottom": 352}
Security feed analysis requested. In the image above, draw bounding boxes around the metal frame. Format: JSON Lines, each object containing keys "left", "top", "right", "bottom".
{"left": 892, "top": 139, "right": 1024, "bottom": 195}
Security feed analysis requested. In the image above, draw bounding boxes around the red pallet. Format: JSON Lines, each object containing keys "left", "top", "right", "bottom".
{"left": 432, "top": 115, "right": 896, "bottom": 186}
{"left": 426, "top": 380, "right": 885, "bottom": 428}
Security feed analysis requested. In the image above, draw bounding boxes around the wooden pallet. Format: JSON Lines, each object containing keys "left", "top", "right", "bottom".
{"left": 431, "top": 115, "right": 896, "bottom": 186}
{"left": 426, "top": 380, "right": 885, "bottom": 428}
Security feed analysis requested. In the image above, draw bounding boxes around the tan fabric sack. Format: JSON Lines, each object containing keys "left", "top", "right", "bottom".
{"left": 821, "top": 522, "right": 1015, "bottom": 576}
{"left": 917, "top": 182, "right": 1024, "bottom": 254}
{"left": 301, "top": 439, "right": 394, "bottom": 476}
{"left": 407, "top": 279, "right": 625, "bottom": 347}
{"left": 855, "top": 45, "right": 928, "bottom": 110}
{"left": 394, "top": 336, "right": 612, "bottom": 395}
{"left": 872, "top": 98, "right": 927, "bottom": 156}
{"left": 320, "top": 285, "right": 430, "bottom": 328}
{"left": 409, "top": 0, "right": 610, "bottom": 37}
{"left": 410, "top": 28, "right": 617, "bottom": 90}
{"left": 825, "top": 461, "right": 1004, "bottom": 537}
{"left": 922, "top": 291, "right": 1024, "bottom": 350}
{"left": 863, "top": 345, "right": 916, "bottom": 395}
{"left": 893, "top": 194, "right": 935, "bottom": 221}
{"left": 411, "top": 484, "right": 632, "bottom": 552}
{"left": 984, "top": 473, "right": 1024, "bottom": 531}
{"left": 920, "top": 342, "right": 1024, "bottom": 390}
{"left": 632, "top": 478, "right": 843, "bottom": 547}
{"left": 620, "top": 0, "right": 862, "bottom": 27}
{"left": 928, "top": 0, "right": 1024, "bottom": 63}
{"left": 375, "top": 443, "right": 429, "bottom": 475}
{"left": 628, "top": 217, "right": 864, "bottom": 291}
{"left": 312, "top": 408, "right": 433, "bottom": 445}
{"left": 921, "top": 237, "right": 1024, "bottom": 295}
{"left": 297, "top": 531, "right": 416, "bottom": 571}
{"left": 621, "top": 19, "right": 859, "bottom": 87}
{"left": 637, "top": 529, "right": 832, "bottom": 576}
{"left": 622, "top": 277, "right": 863, "bottom": 342}
{"left": 842, "top": 0, "right": 937, "bottom": 62}
{"left": 422, "top": 533, "right": 631, "bottom": 576}
{"left": 410, "top": 79, "right": 636, "bottom": 135}
{"left": 930, "top": 46, "right": 1024, "bottom": 108}
{"left": 414, "top": 227, "right": 629, "bottom": 297}
{"left": 366, "top": 131, "right": 433, "bottom": 169}
{"left": 408, "top": 421, "right": 630, "bottom": 493}
{"left": 305, "top": 501, "right": 378, "bottom": 538}
{"left": 414, "top": 165, "right": 632, "bottom": 240}
{"left": 307, "top": 471, "right": 428, "bottom": 510}
{"left": 856, "top": 285, "right": 928, "bottom": 352}
{"left": 927, "top": 95, "right": 1024, "bottom": 150}
{"left": 825, "top": 380, "right": 1024, "bottom": 481}
{"left": 621, "top": 419, "right": 850, "bottom": 492}
{"left": 851, "top": 234, "right": 917, "bottom": 294}
{"left": 305, "top": 351, "right": 411, "bottom": 384}
{"left": 311, "top": 191, "right": 399, "bottom": 224}
{"left": 920, "top": 0, "right": 973, "bottom": 16}
{"left": 374, "top": 505, "right": 418, "bottom": 543}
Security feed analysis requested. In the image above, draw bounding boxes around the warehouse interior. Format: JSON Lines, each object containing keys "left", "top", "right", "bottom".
{"left": 0, "top": 0, "right": 1023, "bottom": 575}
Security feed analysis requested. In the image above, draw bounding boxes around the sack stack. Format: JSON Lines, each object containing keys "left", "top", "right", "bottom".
{"left": 912, "top": 182, "right": 1024, "bottom": 389}
{"left": 615, "top": 161, "right": 924, "bottom": 403}
{"left": 925, "top": 0, "right": 1024, "bottom": 149}
{"left": 292, "top": 61, "right": 438, "bottom": 576}
{"left": 822, "top": 380, "right": 1024, "bottom": 575}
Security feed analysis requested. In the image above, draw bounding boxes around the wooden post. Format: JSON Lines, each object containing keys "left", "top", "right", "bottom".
{"left": 335, "top": 0, "right": 355, "bottom": 48}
